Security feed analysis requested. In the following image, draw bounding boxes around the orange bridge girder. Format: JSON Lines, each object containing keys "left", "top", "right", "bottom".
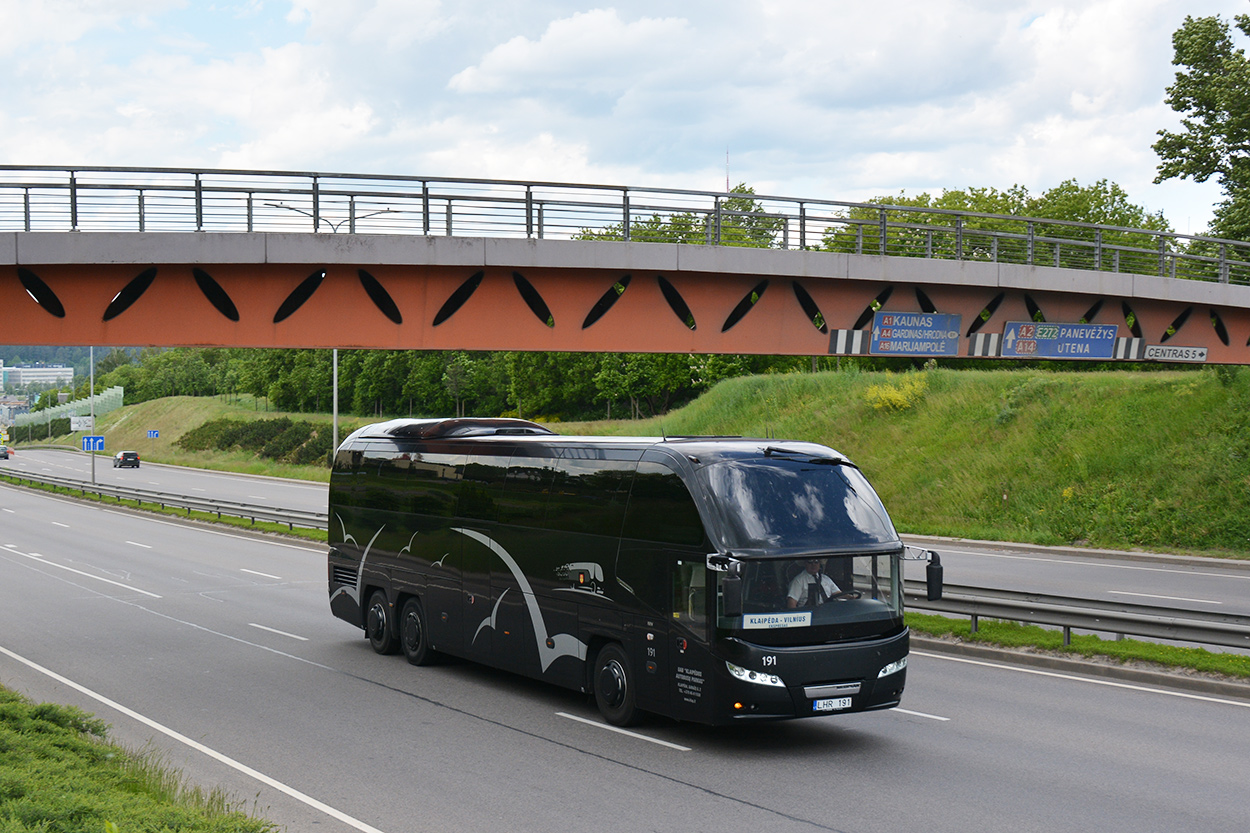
{"left": 5, "top": 232, "right": 1250, "bottom": 364}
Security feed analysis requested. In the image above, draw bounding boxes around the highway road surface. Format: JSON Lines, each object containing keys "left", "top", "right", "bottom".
{"left": 2, "top": 481, "right": 1248, "bottom": 833}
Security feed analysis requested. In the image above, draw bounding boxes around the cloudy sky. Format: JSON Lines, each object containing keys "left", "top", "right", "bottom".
{"left": 2, "top": 0, "right": 1246, "bottom": 234}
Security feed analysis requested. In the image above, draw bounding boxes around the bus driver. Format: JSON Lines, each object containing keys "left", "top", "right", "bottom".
{"left": 786, "top": 558, "right": 842, "bottom": 608}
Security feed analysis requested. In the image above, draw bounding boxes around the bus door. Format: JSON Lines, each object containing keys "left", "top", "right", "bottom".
{"left": 617, "top": 457, "right": 713, "bottom": 721}
{"left": 670, "top": 558, "right": 714, "bottom": 721}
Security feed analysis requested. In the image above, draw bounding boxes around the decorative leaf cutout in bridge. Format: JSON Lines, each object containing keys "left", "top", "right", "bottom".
{"left": 103, "top": 267, "right": 158, "bottom": 322}
{"left": 357, "top": 269, "right": 402, "bottom": 325}
{"left": 513, "top": 271, "right": 555, "bottom": 328}
{"left": 273, "top": 270, "right": 327, "bottom": 324}
{"left": 192, "top": 268, "right": 240, "bottom": 322}
{"left": 853, "top": 286, "right": 893, "bottom": 330}
{"left": 721, "top": 280, "right": 769, "bottom": 332}
{"left": 582, "top": 275, "right": 631, "bottom": 329}
{"left": 791, "top": 282, "right": 828, "bottom": 334}
{"left": 966, "top": 292, "right": 1004, "bottom": 336}
{"left": 657, "top": 275, "right": 696, "bottom": 331}
{"left": 17, "top": 268, "right": 66, "bottom": 318}
{"left": 433, "top": 271, "right": 484, "bottom": 326}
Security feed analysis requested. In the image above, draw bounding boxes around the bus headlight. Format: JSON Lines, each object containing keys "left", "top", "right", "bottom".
{"left": 726, "top": 661, "right": 786, "bottom": 688}
{"left": 877, "top": 656, "right": 908, "bottom": 678}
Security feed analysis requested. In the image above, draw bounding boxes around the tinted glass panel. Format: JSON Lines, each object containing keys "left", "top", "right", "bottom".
{"left": 621, "top": 462, "right": 705, "bottom": 546}
{"left": 499, "top": 457, "right": 553, "bottom": 525}
{"left": 408, "top": 453, "right": 462, "bottom": 518}
{"left": 698, "top": 460, "right": 897, "bottom": 550}
{"left": 458, "top": 455, "right": 511, "bottom": 521}
{"left": 545, "top": 458, "right": 633, "bottom": 535}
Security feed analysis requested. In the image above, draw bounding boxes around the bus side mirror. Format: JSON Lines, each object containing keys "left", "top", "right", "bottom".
{"left": 926, "top": 552, "right": 943, "bottom": 601}
{"left": 722, "top": 563, "right": 743, "bottom": 618}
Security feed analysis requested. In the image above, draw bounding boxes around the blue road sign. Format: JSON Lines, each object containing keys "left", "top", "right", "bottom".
{"left": 870, "top": 312, "right": 962, "bottom": 356}
{"left": 82, "top": 435, "right": 105, "bottom": 452}
{"left": 148, "top": 429, "right": 159, "bottom": 439}
{"left": 1002, "top": 322, "right": 1118, "bottom": 359}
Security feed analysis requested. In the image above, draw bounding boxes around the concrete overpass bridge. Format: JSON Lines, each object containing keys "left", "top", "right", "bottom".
{"left": 3, "top": 166, "right": 1250, "bottom": 364}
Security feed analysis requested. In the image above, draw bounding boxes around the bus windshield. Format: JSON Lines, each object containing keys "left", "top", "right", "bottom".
{"left": 716, "top": 553, "right": 902, "bottom": 643}
{"left": 697, "top": 457, "right": 898, "bottom": 551}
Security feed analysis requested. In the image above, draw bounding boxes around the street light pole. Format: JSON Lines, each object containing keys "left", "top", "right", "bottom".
{"left": 90, "top": 345, "right": 95, "bottom": 485}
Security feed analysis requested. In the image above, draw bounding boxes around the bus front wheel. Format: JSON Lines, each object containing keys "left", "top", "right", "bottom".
{"left": 366, "top": 590, "right": 397, "bottom": 655}
{"left": 400, "top": 597, "right": 437, "bottom": 666}
{"left": 594, "top": 644, "right": 639, "bottom": 727}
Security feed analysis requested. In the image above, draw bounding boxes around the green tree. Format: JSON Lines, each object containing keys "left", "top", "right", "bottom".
{"left": 1153, "top": 13, "right": 1250, "bottom": 242}
{"left": 578, "top": 183, "right": 783, "bottom": 248}
{"left": 823, "top": 181, "right": 1169, "bottom": 271}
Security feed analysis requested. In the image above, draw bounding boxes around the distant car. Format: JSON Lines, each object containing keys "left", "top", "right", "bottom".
{"left": 113, "top": 451, "right": 140, "bottom": 468}
{"left": 0, "top": 446, "right": 9, "bottom": 459}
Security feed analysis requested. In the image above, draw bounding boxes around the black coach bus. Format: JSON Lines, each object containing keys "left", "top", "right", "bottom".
{"left": 327, "top": 417, "right": 942, "bottom": 726}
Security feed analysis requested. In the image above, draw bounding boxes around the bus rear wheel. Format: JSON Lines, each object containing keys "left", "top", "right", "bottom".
{"left": 400, "top": 597, "right": 437, "bottom": 666}
{"left": 594, "top": 644, "right": 639, "bottom": 727}
{"left": 365, "top": 590, "right": 397, "bottom": 655}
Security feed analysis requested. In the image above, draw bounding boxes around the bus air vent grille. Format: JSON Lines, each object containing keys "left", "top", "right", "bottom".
{"left": 332, "top": 566, "right": 358, "bottom": 588}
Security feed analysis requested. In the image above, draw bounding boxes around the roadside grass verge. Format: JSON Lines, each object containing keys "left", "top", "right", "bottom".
{"left": 907, "top": 613, "right": 1250, "bottom": 680}
{"left": 0, "top": 685, "right": 274, "bottom": 833}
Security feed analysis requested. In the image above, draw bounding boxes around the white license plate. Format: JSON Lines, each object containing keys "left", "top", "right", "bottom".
{"left": 813, "top": 697, "right": 852, "bottom": 712}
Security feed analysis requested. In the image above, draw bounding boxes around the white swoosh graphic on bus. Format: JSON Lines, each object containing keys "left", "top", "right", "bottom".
{"left": 453, "top": 527, "right": 587, "bottom": 671}
{"left": 473, "top": 588, "right": 508, "bottom": 644}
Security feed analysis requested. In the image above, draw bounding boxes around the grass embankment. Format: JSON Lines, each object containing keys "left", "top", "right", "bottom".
{"left": 19, "top": 394, "right": 366, "bottom": 483}
{"left": 0, "top": 686, "right": 273, "bottom": 833}
{"left": 564, "top": 366, "right": 1250, "bottom": 557}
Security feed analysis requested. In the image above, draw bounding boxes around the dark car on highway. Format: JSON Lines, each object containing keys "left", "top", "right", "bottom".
{"left": 0, "top": 446, "right": 9, "bottom": 459}
{"left": 113, "top": 451, "right": 140, "bottom": 468}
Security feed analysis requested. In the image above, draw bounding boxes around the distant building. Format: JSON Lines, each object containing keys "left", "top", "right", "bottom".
{"left": 0, "top": 361, "right": 74, "bottom": 387}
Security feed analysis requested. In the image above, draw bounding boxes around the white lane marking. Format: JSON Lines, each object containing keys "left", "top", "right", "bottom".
{"left": 939, "top": 548, "right": 1250, "bottom": 581}
{"left": 248, "top": 623, "right": 309, "bottom": 641}
{"left": 2, "top": 545, "right": 161, "bottom": 598}
{"left": 248, "top": 495, "right": 269, "bottom": 501}
{"left": 556, "top": 711, "right": 692, "bottom": 751}
{"left": 911, "top": 650, "right": 1250, "bottom": 709}
{"left": 893, "top": 707, "right": 950, "bottom": 722}
{"left": 1108, "top": 590, "right": 1222, "bottom": 605}
{"left": 2, "top": 508, "right": 14, "bottom": 513}
{"left": 126, "top": 541, "right": 153, "bottom": 549}
{"left": 53, "top": 522, "right": 69, "bottom": 528}
{"left": 241, "top": 568, "right": 283, "bottom": 580}
{"left": 0, "top": 644, "right": 387, "bottom": 833}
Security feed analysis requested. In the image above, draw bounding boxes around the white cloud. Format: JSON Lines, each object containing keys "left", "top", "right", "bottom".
{"left": 0, "top": 0, "right": 1244, "bottom": 232}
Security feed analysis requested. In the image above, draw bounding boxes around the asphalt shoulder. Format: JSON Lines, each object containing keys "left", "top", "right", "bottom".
{"left": 912, "top": 635, "right": 1250, "bottom": 702}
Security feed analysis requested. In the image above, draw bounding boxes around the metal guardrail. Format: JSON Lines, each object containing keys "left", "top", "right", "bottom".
{"left": 0, "top": 468, "right": 327, "bottom": 531}
{"left": 2, "top": 165, "right": 1249, "bottom": 285}
{"left": 905, "top": 581, "right": 1250, "bottom": 651}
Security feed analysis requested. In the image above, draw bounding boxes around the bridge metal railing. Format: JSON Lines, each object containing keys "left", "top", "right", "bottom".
{"left": 2, "top": 165, "right": 1249, "bottom": 285}
{"left": 904, "top": 581, "right": 1250, "bottom": 651}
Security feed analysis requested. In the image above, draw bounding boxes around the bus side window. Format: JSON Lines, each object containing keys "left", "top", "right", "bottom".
{"left": 618, "top": 462, "right": 707, "bottom": 616}
{"left": 620, "top": 463, "right": 704, "bottom": 547}
{"left": 674, "top": 561, "right": 707, "bottom": 628}
{"left": 458, "top": 456, "right": 510, "bottom": 522}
